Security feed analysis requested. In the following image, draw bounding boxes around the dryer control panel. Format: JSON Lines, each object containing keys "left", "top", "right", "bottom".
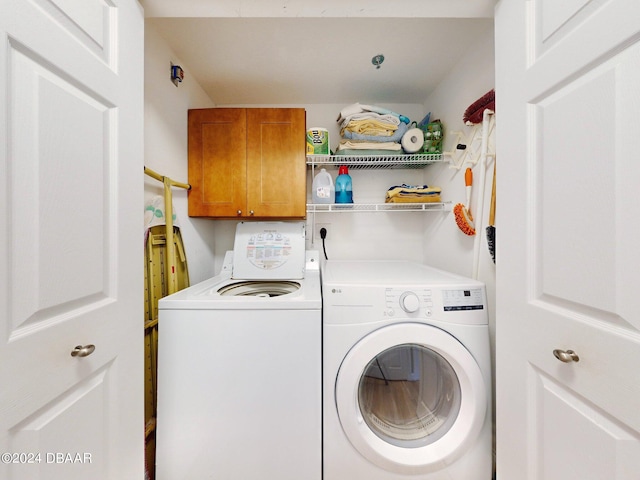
{"left": 385, "top": 287, "right": 485, "bottom": 321}
{"left": 385, "top": 288, "right": 434, "bottom": 317}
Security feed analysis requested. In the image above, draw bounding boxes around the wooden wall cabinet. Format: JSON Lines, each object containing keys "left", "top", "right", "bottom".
{"left": 188, "top": 108, "right": 307, "bottom": 218}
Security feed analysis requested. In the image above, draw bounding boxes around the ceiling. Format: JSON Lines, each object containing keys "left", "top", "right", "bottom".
{"left": 143, "top": 1, "right": 495, "bottom": 105}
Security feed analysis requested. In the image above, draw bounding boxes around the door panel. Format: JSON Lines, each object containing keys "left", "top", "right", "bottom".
{"left": 496, "top": 0, "right": 640, "bottom": 478}
{"left": 532, "top": 42, "right": 640, "bottom": 333}
{"left": 0, "top": 0, "right": 143, "bottom": 478}
{"left": 7, "top": 366, "right": 112, "bottom": 479}
{"left": 529, "top": 367, "right": 640, "bottom": 479}
{"left": 536, "top": 0, "right": 614, "bottom": 53}
{"left": 34, "top": 0, "right": 112, "bottom": 63}
{"left": 9, "top": 41, "right": 112, "bottom": 333}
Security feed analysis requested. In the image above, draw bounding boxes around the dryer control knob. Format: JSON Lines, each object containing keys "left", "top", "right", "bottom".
{"left": 400, "top": 292, "right": 420, "bottom": 313}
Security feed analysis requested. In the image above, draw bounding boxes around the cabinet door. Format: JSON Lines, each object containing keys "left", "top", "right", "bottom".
{"left": 188, "top": 108, "right": 247, "bottom": 217}
{"left": 246, "top": 108, "right": 306, "bottom": 218}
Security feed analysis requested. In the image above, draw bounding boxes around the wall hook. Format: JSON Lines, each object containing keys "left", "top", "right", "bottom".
{"left": 444, "top": 113, "right": 495, "bottom": 170}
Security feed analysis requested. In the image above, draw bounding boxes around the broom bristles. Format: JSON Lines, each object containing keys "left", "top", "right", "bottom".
{"left": 486, "top": 225, "right": 496, "bottom": 263}
{"left": 463, "top": 89, "right": 496, "bottom": 125}
{"left": 453, "top": 203, "right": 476, "bottom": 236}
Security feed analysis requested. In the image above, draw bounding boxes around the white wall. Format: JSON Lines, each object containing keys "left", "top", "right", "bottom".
{"left": 144, "top": 23, "right": 218, "bottom": 284}
{"left": 144, "top": 29, "right": 431, "bottom": 276}
{"left": 422, "top": 22, "right": 495, "bottom": 278}
{"left": 307, "top": 99, "right": 424, "bottom": 262}
{"left": 421, "top": 24, "right": 496, "bottom": 452}
{"left": 304, "top": 104, "right": 429, "bottom": 262}
{"left": 145, "top": 15, "right": 496, "bottom": 462}
{"left": 421, "top": 23, "right": 495, "bottom": 334}
{"left": 216, "top": 103, "right": 429, "bottom": 265}
{"left": 145, "top": 20, "right": 495, "bottom": 291}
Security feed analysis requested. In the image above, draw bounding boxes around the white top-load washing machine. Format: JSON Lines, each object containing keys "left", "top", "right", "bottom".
{"left": 156, "top": 222, "right": 321, "bottom": 480}
{"left": 322, "top": 260, "right": 492, "bottom": 480}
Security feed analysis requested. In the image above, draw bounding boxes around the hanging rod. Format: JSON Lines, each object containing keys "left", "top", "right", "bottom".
{"left": 144, "top": 166, "right": 190, "bottom": 190}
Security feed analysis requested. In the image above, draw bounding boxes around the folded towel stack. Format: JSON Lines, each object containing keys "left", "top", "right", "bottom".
{"left": 385, "top": 184, "right": 442, "bottom": 204}
{"left": 336, "top": 103, "right": 410, "bottom": 155}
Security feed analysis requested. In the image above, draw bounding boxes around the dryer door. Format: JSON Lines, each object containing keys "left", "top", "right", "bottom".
{"left": 335, "top": 323, "right": 486, "bottom": 474}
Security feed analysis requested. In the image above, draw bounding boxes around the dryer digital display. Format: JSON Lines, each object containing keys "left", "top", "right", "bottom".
{"left": 442, "top": 288, "right": 484, "bottom": 311}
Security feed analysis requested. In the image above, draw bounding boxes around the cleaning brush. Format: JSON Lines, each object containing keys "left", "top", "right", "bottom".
{"left": 486, "top": 162, "right": 496, "bottom": 262}
{"left": 463, "top": 89, "right": 495, "bottom": 125}
{"left": 453, "top": 167, "right": 476, "bottom": 236}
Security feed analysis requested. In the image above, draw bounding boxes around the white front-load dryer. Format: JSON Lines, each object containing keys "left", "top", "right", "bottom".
{"left": 322, "top": 260, "right": 492, "bottom": 480}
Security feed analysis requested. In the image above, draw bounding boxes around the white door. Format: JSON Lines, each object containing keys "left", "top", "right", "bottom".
{"left": 495, "top": 0, "right": 640, "bottom": 478}
{"left": 0, "top": 1, "right": 144, "bottom": 479}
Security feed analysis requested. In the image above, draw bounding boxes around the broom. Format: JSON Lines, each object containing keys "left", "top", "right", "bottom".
{"left": 453, "top": 167, "right": 476, "bottom": 236}
{"left": 486, "top": 162, "right": 496, "bottom": 263}
{"left": 463, "top": 89, "right": 495, "bottom": 125}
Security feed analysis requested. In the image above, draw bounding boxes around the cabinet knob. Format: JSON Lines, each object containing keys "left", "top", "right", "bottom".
{"left": 237, "top": 210, "right": 242, "bottom": 215}
{"left": 250, "top": 210, "right": 254, "bottom": 216}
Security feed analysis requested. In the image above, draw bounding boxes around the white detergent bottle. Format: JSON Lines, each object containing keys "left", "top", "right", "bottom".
{"left": 312, "top": 168, "right": 334, "bottom": 204}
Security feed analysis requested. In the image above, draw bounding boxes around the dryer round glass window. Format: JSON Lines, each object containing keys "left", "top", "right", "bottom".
{"left": 358, "top": 344, "right": 461, "bottom": 448}
{"left": 217, "top": 281, "right": 300, "bottom": 297}
{"left": 335, "top": 323, "right": 487, "bottom": 473}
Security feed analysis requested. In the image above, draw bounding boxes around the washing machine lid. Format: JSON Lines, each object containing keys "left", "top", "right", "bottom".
{"left": 232, "top": 221, "right": 307, "bottom": 280}
{"left": 335, "top": 323, "right": 487, "bottom": 474}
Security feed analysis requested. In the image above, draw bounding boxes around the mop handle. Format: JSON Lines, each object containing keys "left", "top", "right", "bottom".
{"left": 465, "top": 167, "right": 473, "bottom": 210}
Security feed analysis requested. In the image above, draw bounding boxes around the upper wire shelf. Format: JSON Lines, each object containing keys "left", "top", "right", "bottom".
{"left": 306, "top": 153, "right": 443, "bottom": 170}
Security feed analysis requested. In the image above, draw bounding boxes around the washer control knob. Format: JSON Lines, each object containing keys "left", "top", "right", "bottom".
{"left": 400, "top": 291, "right": 420, "bottom": 313}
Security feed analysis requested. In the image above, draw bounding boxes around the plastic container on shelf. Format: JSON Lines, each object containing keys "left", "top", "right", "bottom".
{"left": 312, "top": 168, "right": 334, "bottom": 204}
{"left": 335, "top": 165, "right": 353, "bottom": 204}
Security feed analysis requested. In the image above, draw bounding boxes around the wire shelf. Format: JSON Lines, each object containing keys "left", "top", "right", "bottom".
{"left": 307, "top": 153, "right": 443, "bottom": 170}
{"left": 306, "top": 202, "right": 451, "bottom": 213}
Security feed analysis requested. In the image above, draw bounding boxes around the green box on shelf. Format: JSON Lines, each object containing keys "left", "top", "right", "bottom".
{"left": 420, "top": 121, "right": 444, "bottom": 154}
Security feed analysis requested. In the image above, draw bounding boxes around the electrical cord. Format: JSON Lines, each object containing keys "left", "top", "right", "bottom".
{"left": 320, "top": 227, "right": 328, "bottom": 260}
